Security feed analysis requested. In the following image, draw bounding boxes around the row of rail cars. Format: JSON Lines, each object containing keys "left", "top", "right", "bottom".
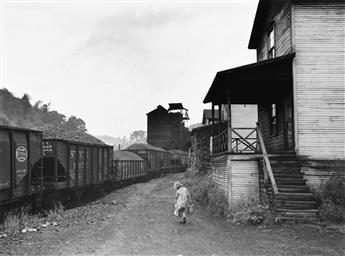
{"left": 0, "top": 125, "right": 188, "bottom": 206}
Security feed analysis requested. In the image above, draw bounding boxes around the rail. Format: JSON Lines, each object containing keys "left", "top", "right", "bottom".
{"left": 212, "top": 128, "right": 258, "bottom": 154}
{"left": 256, "top": 125, "right": 279, "bottom": 195}
{"left": 212, "top": 129, "right": 228, "bottom": 154}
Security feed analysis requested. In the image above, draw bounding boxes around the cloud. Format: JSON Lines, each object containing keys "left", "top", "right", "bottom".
{"left": 3, "top": 2, "right": 258, "bottom": 137}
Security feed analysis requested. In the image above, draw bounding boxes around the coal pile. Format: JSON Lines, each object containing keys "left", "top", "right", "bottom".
{"left": 0, "top": 117, "right": 12, "bottom": 126}
{"left": 36, "top": 126, "right": 106, "bottom": 146}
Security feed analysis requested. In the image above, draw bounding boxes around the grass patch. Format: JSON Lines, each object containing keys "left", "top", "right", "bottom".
{"left": 182, "top": 173, "right": 272, "bottom": 224}
{"left": 0, "top": 203, "right": 64, "bottom": 236}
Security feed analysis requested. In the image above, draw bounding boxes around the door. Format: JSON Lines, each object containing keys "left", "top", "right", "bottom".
{"left": 284, "top": 95, "right": 294, "bottom": 151}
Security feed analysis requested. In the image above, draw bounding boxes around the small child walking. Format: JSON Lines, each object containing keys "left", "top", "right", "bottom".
{"left": 173, "top": 181, "right": 192, "bottom": 224}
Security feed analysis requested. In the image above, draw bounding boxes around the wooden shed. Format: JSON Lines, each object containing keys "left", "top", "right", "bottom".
{"left": 204, "top": 0, "right": 345, "bottom": 220}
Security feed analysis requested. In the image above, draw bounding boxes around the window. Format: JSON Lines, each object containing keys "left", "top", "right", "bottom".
{"left": 268, "top": 26, "right": 275, "bottom": 59}
{"left": 270, "top": 103, "right": 278, "bottom": 136}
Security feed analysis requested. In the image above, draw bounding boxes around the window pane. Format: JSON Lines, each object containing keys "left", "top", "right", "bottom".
{"left": 272, "top": 104, "right": 276, "bottom": 117}
{"left": 269, "top": 29, "right": 275, "bottom": 48}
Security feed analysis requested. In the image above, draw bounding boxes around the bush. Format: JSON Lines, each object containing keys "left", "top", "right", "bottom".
{"left": 182, "top": 175, "right": 229, "bottom": 217}
{"left": 0, "top": 209, "right": 41, "bottom": 235}
{"left": 227, "top": 195, "right": 270, "bottom": 225}
{"left": 317, "top": 173, "right": 345, "bottom": 223}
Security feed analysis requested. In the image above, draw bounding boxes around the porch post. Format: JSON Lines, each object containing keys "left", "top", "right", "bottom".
{"left": 211, "top": 103, "right": 215, "bottom": 136}
{"left": 218, "top": 103, "right": 222, "bottom": 133}
{"left": 227, "top": 96, "right": 232, "bottom": 153}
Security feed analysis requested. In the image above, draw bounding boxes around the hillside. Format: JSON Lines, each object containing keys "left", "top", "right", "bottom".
{"left": 0, "top": 88, "right": 87, "bottom": 132}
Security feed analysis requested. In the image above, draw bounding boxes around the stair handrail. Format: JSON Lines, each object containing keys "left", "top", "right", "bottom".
{"left": 256, "top": 124, "right": 279, "bottom": 195}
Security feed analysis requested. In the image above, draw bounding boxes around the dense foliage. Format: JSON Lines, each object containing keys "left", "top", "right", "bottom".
{"left": 317, "top": 173, "right": 345, "bottom": 223}
{"left": 0, "top": 88, "right": 87, "bottom": 132}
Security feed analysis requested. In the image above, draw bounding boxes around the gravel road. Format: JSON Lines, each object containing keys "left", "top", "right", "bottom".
{"left": 1, "top": 172, "right": 344, "bottom": 255}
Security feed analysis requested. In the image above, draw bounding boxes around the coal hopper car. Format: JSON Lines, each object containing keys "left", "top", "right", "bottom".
{"left": 112, "top": 150, "right": 147, "bottom": 182}
{"left": 125, "top": 143, "right": 169, "bottom": 177}
{"left": 0, "top": 125, "right": 43, "bottom": 205}
{"left": 38, "top": 127, "right": 113, "bottom": 201}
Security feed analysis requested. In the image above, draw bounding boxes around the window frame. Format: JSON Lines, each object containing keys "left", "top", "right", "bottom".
{"left": 269, "top": 103, "right": 278, "bottom": 136}
{"left": 267, "top": 25, "right": 276, "bottom": 59}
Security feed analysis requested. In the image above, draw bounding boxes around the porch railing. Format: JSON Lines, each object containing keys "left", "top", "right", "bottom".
{"left": 212, "top": 129, "right": 228, "bottom": 154}
{"left": 212, "top": 127, "right": 257, "bottom": 155}
{"left": 211, "top": 125, "right": 279, "bottom": 196}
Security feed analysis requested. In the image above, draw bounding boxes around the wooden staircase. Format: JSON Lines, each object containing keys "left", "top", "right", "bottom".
{"left": 265, "top": 156, "right": 319, "bottom": 221}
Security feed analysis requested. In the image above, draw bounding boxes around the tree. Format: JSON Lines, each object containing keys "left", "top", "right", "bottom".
{"left": 129, "top": 130, "right": 146, "bottom": 143}
{"left": 63, "top": 115, "right": 87, "bottom": 132}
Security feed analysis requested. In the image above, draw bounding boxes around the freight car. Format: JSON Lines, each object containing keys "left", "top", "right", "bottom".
{"left": 125, "top": 143, "right": 169, "bottom": 177}
{"left": 168, "top": 149, "right": 188, "bottom": 172}
{"left": 112, "top": 150, "right": 147, "bottom": 183}
{"left": 38, "top": 127, "right": 113, "bottom": 203}
{"left": 1, "top": 126, "right": 189, "bottom": 209}
{"left": 0, "top": 125, "right": 43, "bottom": 205}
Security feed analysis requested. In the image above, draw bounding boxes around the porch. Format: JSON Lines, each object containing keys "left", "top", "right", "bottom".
{"left": 204, "top": 54, "right": 319, "bottom": 220}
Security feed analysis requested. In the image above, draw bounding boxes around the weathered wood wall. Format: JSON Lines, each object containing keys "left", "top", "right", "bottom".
{"left": 229, "top": 156, "right": 260, "bottom": 203}
{"left": 212, "top": 154, "right": 260, "bottom": 204}
{"left": 256, "top": 0, "right": 292, "bottom": 61}
{"left": 292, "top": 1, "right": 345, "bottom": 159}
{"left": 230, "top": 104, "right": 258, "bottom": 128}
{"left": 211, "top": 154, "right": 228, "bottom": 194}
{"left": 258, "top": 96, "right": 288, "bottom": 153}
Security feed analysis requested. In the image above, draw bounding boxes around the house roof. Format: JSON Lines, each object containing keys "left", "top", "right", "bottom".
{"left": 248, "top": 0, "right": 290, "bottom": 49}
{"left": 146, "top": 105, "right": 168, "bottom": 115}
{"left": 113, "top": 150, "right": 145, "bottom": 161}
{"left": 168, "top": 103, "right": 187, "bottom": 111}
{"left": 203, "top": 109, "right": 220, "bottom": 120}
{"left": 203, "top": 53, "right": 295, "bottom": 104}
{"left": 190, "top": 124, "right": 213, "bottom": 135}
{"left": 126, "top": 143, "right": 167, "bottom": 152}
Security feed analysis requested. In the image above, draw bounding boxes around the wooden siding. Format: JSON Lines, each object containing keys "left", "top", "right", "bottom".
{"left": 211, "top": 154, "right": 228, "bottom": 194}
{"left": 230, "top": 105, "right": 258, "bottom": 128}
{"left": 300, "top": 160, "right": 345, "bottom": 191}
{"left": 256, "top": 0, "right": 292, "bottom": 61}
{"left": 229, "top": 157, "right": 260, "bottom": 203}
{"left": 211, "top": 154, "right": 260, "bottom": 204}
{"left": 292, "top": 2, "right": 345, "bottom": 159}
{"left": 258, "top": 100, "right": 286, "bottom": 153}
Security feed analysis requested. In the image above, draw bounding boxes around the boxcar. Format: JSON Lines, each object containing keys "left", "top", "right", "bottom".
{"left": 125, "top": 143, "right": 169, "bottom": 177}
{"left": 168, "top": 150, "right": 188, "bottom": 166}
{"left": 0, "top": 125, "right": 42, "bottom": 204}
{"left": 113, "top": 150, "right": 147, "bottom": 182}
{"left": 39, "top": 127, "right": 113, "bottom": 191}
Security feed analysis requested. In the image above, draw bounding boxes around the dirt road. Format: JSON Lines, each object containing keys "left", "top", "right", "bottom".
{"left": 1, "top": 173, "right": 344, "bottom": 255}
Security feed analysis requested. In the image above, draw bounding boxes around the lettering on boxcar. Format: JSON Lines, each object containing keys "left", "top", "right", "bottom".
{"left": 42, "top": 141, "right": 53, "bottom": 156}
{"left": 0, "top": 180, "right": 10, "bottom": 189}
{"left": 16, "top": 145, "right": 27, "bottom": 162}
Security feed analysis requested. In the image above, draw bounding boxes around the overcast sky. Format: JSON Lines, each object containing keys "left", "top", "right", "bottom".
{"left": 1, "top": 0, "right": 258, "bottom": 137}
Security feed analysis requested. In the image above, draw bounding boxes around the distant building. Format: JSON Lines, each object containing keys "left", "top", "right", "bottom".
{"left": 202, "top": 110, "right": 219, "bottom": 125}
{"left": 146, "top": 103, "right": 190, "bottom": 151}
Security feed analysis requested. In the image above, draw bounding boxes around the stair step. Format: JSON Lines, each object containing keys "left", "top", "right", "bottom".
{"left": 268, "top": 186, "right": 309, "bottom": 193}
{"left": 276, "top": 192, "right": 314, "bottom": 200}
{"left": 274, "top": 173, "right": 304, "bottom": 179}
{"left": 276, "top": 209, "right": 318, "bottom": 219}
{"left": 275, "top": 200, "right": 318, "bottom": 210}
{"left": 276, "top": 208, "right": 318, "bottom": 218}
{"left": 274, "top": 179, "right": 306, "bottom": 186}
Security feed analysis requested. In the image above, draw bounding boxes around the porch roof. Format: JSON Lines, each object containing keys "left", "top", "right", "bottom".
{"left": 203, "top": 53, "right": 295, "bottom": 104}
